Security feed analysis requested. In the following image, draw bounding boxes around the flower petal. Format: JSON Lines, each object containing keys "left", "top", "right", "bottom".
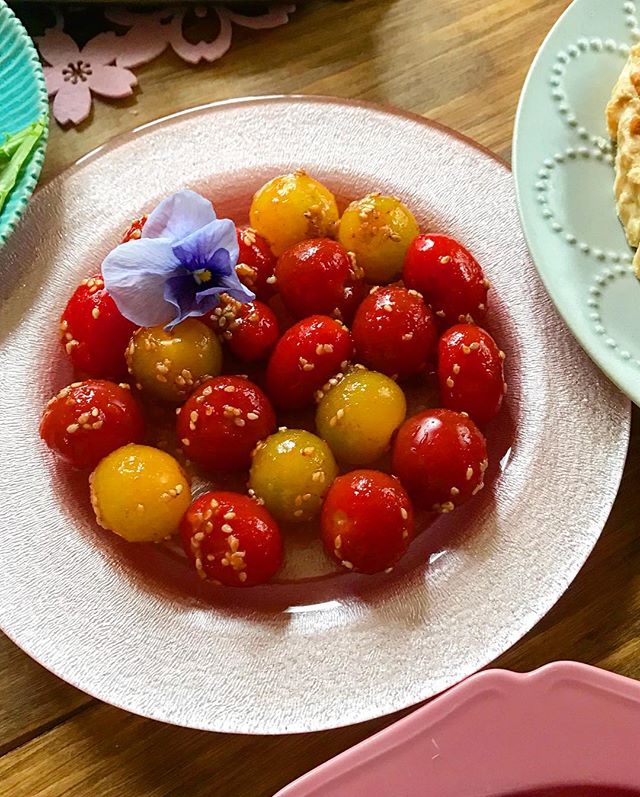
{"left": 52, "top": 82, "right": 92, "bottom": 126}
{"left": 163, "top": 275, "right": 226, "bottom": 329}
{"left": 102, "top": 238, "right": 180, "bottom": 327}
{"left": 80, "top": 31, "right": 121, "bottom": 66}
{"left": 217, "top": 272, "right": 256, "bottom": 304}
{"left": 43, "top": 67, "right": 64, "bottom": 97}
{"left": 172, "top": 218, "right": 239, "bottom": 273}
{"left": 36, "top": 29, "right": 80, "bottom": 67}
{"left": 142, "top": 190, "right": 217, "bottom": 242}
{"left": 88, "top": 65, "right": 137, "bottom": 99}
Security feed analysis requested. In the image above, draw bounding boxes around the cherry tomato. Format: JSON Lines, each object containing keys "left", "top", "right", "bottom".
{"left": 236, "top": 226, "right": 277, "bottom": 300}
{"left": 206, "top": 298, "right": 279, "bottom": 362}
{"left": 438, "top": 324, "right": 506, "bottom": 426}
{"left": 337, "top": 194, "right": 419, "bottom": 283}
{"left": 403, "top": 234, "right": 489, "bottom": 327}
{"left": 120, "top": 216, "right": 147, "bottom": 243}
{"left": 176, "top": 375, "right": 276, "bottom": 471}
{"left": 352, "top": 286, "right": 438, "bottom": 379}
{"left": 180, "top": 491, "right": 283, "bottom": 586}
{"left": 275, "top": 239, "right": 365, "bottom": 322}
{"left": 91, "top": 444, "right": 190, "bottom": 542}
{"left": 266, "top": 315, "right": 354, "bottom": 410}
{"left": 249, "top": 171, "right": 339, "bottom": 256}
{"left": 40, "top": 380, "right": 144, "bottom": 469}
{"left": 321, "top": 470, "right": 414, "bottom": 574}
{"left": 60, "top": 275, "right": 138, "bottom": 380}
{"left": 391, "top": 408, "right": 488, "bottom": 512}
{"left": 126, "top": 319, "right": 222, "bottom": 403}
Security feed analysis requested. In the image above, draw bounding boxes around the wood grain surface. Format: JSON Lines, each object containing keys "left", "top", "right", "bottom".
{"left": 3, "top": 0, "right": 640, "bottom": 795}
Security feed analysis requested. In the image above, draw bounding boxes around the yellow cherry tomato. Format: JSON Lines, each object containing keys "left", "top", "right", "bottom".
{"left": 316, "top": 369, "right": 406, "bottom": 465}
{"left": 90, "top": 444, "right": 191, "bottom": 542}
{"left": 249, "top": 171, "right": 339, "bottom": 256}
{"left": 126, "top": 318, "right": 222, "bottom": 402}
{"left": 337, "top": 194, "right": 419, "bottom": 283}
{"left": 249, "top": 429, "right": 338, "bottom": 522}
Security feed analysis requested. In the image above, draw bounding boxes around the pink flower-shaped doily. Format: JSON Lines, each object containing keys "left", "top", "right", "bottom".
{"left": 36, "top": 4, "right": 296, "bottom": 126}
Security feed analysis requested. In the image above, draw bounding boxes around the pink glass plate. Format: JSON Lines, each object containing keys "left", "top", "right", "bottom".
{"left": 276, "top": 661, "right": 640, "bottom": 796}
{"left": 0, "top": 96, "right": 630, "bottom": 734}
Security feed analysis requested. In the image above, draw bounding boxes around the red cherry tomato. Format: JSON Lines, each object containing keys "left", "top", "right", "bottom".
{"left": 438, "top": 324, "right": 506, "bottom": 426}
{"left": 120, "top": 216, "right": 147, "bottom": 243}
{"left": 391, "top": 408, "right": 488, "bottom": 512}
{"left": 321, "top": 470, "right": 414, "bottom": 574}
{"left": 403, "top": 234, "right": 489, "bottom": 327}
{"left": 40, "top": 380, "right": 144, "bottom": 469}
{"left": 227, "top": 301, "right": 280, "bottom": 362}
{"left": 275, "top": 239, "right": 365, "bottom": 322}
{"left": 352, "top": 286, "right": 438, "bottom": 379}
{"left": 265, "top": 315, "right": 354, "bottom": 410}
{"left": 60, "top": 275, "right": 137, "bottom": 380}
{"left": 176, "top": 375, "right": 276, "bottom": 471}
{"left": 180, "top": 491, "right": 283, "bottom": 587}
{"left": 236, "top": 226, "right": 277, "bottom": 300}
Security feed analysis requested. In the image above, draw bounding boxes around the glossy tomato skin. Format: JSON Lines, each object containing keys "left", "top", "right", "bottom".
{"left": 321, "top": 470, "right": 414, "bottom": 574}
{"left": 275, "top": 239, "right": 365, "bottom": 322}
{"left": 438, "top": 324, "right": 506, "bottom": 426}
{"left": 228, "top": 301, "right": 279, "bottom": 362}
{"left": 403, "top": 234, "right": 488, "bottom": 327}
{"left": 352, "top": 286, "right": 438, "bottom": 379}
{"left": 266, "top": 315, "right": 354, "bottom": 410}
{"left": 391, "top": 408, "right": 488, "bottom": 512}
{"left": 60, "top": 275, "right": 137, "bottom": 380}
{"left": 120, "top": 216, "right": 147, "bottom": 243}
{"left": 180, "top": 491, "right": 283, "bottom": 587}
{"left": 176, "top": 376, "right": 276, "bottom": 471}
{"left": 235, "top": 226, "right": 277, "bottom": 300}
{"left": 40, "top": 380, "right": 144, "bottom": 469}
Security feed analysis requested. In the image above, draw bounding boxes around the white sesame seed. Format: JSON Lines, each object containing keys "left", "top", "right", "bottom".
{"left": 402, "top": 332, "right": 413, "bottom": 341}
{"left": 400, "top": 507, "right": 408, "bottom": 520}
{"left": 221, "top": 523, "right": 233, "bottom": 534}
{"left": 472, "top": 482, "right": 485, "bottom": 496}
{"left": 181, "top": 438, "right": 191, "bottom": 446}
{"left": 302, "top": 363, "right": 315, "bottom": 371}
{"left": 383, "top": 303, "right": 393, "bottom": 312}
{"left": 175, "top": 484, "right": 184, "bottom": 495}
{"left": 223, "top": 511, "right": 236, "bottom": 520}
{"left": 224, "top": 385, "right": 236, "bottom": 393}
{"left": 238, "top": 572, "right": 248, "bottom": 582}
{"left": 450, "top": 487, "right": 460, "bottom": 496}
{"left": 470, "top": 342, "right": 480, "bottom": 351}
{"left": 66, "top": 423, "right": 79, "bottom": 434}
{"left": 136, "top": 504, "right": 144, "bottom": 513}
{"left": 334, "top": 534, "right": 342, "bottom": 549}
{"left": 246, "top": 412, "right": 259, "bottom": 421}
{"left": 466, "top": 467, "right": 474, "bottom": 480}
{"left": 499, "top": 350, "right": 506, "bottom": 360}
{"left": 266, "top": 275, "right": 277, "bottom": 284}
{"left": 446, "top": 377, "right": 454, "bottom": 388}
{"left": 91, "top": 307, "right": 100, "bottom": 320}
{"left": 453, "top": 363, "right": 460, "bottom": 375}
{"left": 293, "top": 509, "right": 304, "bottom": 518}
{"left": 234, "top": 418, "right": 246, "bottom": 427}
{"left": 341, "top": 560, "right": 354, "bottom": 569}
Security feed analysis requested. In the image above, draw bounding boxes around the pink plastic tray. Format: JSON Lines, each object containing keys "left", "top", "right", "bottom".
{"left": 276, "top": 662, "right": 640, "bottom": 797}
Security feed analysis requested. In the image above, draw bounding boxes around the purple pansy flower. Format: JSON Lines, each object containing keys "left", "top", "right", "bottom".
{"left": 102, "top": 190, "right": 255, "bottom": 329}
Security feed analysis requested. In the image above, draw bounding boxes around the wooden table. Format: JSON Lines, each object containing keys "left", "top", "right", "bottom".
{"left": 2, "top": 0, "right": 639, "bottom": 794}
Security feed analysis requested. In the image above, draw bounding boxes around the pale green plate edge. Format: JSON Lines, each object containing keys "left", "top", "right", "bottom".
{"left": 513, "top": 0, "right": 640, "bottom": 406}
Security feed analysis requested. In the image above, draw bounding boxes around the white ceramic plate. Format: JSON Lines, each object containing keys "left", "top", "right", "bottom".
{"left": 0, "top": 97, "right": 630, "bottom": 733}
{"left": 514, "top": 0, "right": 640, "bottom": 405}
